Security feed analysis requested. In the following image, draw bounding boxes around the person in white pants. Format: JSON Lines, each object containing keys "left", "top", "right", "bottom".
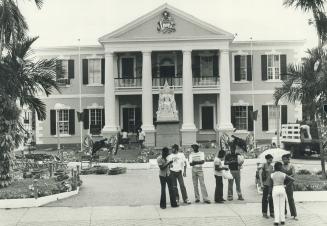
{"left": 271, "top": 162, "right": 295, "bottom": 226}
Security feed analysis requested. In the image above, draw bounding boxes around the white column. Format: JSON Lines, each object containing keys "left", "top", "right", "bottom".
{"left": 141, "top": 51, "right": 155, "bottom": 131}
{"left": 102, "top": 51, "right": 117, "bottom": 133}
{"left": 181, "top": 49, "right": 196, "bottom": 131}
{"left": 218, "top": 49, "right": 234, "bottom": 131}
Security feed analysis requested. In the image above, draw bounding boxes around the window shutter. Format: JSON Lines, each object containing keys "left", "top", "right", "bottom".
{"left": 261, "top": 55, "right": 267, "bottom": 81}
{"left": 101, "top": 58, "right": 105, "bottom": 84}
{"left": 231, "top": 106, "right": 236, "bottom": 128}
{"left": 234, "top": 55, "right": 241, "bottom": 81}
{"left": 102, "top": 108, "right": 105, "bottom": 128}
{"left": 50, "top": 110, "right": 56, "bottom": 135}
{"left": 82, "top": 59, "right": 88, "bottom": 85}
{"left": 192, "top": 55, "right": 200, "bottom": 77}
{"left": 281, "top": 105, "right": 288, "bottom": 125}
{"left": 68, "top": 59, "right": 74, "bottom": 79}
{"left": 69, "top": 109, "right": 75, "bottom": 135}
{"left": 280, "top": 54, "right": 287, "bottom": 80}
{"left": 248, "top": 106, "right": 254, "bottom": 131}
{"left": 262, "top": 105, "right": 268, "bottom": 131}
{"left": 83, "top": 109, "right": 89, "bottom": 129}
{"left": 213, "top": 55, "right": 218, "bottom": 77}
{"left": 55, "top": 60, "right": 62, "bottom": 80}
{"left": 247, "top": 55, "right": 252, "bottom": 81}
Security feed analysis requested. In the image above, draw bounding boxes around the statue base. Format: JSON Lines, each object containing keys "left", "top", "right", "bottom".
{"left": 155, "top": 121, "right": 180, "bottom": 147}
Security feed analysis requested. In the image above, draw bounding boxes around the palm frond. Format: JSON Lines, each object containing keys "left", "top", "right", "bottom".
{"left": 283, "top": 0, "right": 326, "bottom": 12}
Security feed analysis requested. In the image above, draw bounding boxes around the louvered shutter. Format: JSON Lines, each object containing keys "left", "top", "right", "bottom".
{"left": 261, "top": 55, "right": 267, "bottom": 81}
{"left": 262, "top": 105, "right": 268, "bottom": 131}
{"left": 281, "top": 105, "right": 288, "bottom": 125}
{"left": 68, "top": 59, "right": 74, "bottom": 79}
{"left": 102, "top": 108, "right": 105, "bottom": 128}
{"left": 247, "top": 55, "right": 252, "bottom": 81}
{"left": 248, "top": 106, "right": 254, "bottom": 131}
{"left": 50, "top": 110, "right": 56, "bottom": 135}
{"left": 82, "top": 59, "right": 88, "bottom": 84}
{"left": 83, "top": 109, "right": 89, "bottom": 129}
{"left": 69, "top": 109, "right": 75, "bottom": 135}
{"left": 234, "top": 55, "right": 241, "bottom": 81}
{"left": 280, "top": 54, "right": 287, "bottom": 80}
{"left": 192, "top": 55, "right": 200, "bottom": 77}
{"left": 231, "top": 106, "right": 236, "bottom": 128}
{"left": 213, "top": 55, "right": 218, "bottom": 77}
{"left": 101, "top": 58, "right": 105, "bottom": 84}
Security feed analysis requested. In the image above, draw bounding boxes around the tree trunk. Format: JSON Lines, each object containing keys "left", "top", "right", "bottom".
{"left": 0, "top": 29, "right": 4, "bottom": 59}
{"left": 315, "top": 113, "right": 326, "bottom": 179}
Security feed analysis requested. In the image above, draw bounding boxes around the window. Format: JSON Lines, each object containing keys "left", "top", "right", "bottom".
{"left": 240, "top": 55, "right": 247, "bottom": 80}
{"left": 268, "top": 105, "right": 281, "bottom": 131}
{"left": 122, "top": 107, "right": 141, "bottom": 133}
{"left": 121, "top": 57, "right": 135, "bottom": 78}
{"left": 88, "top": 59, "right": 101, "bottom": 84}
{"left": 89, "top": 109, "right": 102, "bottom": 135}
{"left": 235, "top": 106, "right": 248, "bottom": 130}
{"left": 267, "top": 55, "right": 280, "bottom": 80}
{"left": 58, "top": 109, "right": 69, "bottom": 135}
{"left": 200, "top": 56, "right": 213, "bottom": 77}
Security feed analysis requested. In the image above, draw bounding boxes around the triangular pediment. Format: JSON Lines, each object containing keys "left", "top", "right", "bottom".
{"left": 99, "top": 3, "right": 234, "bottom": 42}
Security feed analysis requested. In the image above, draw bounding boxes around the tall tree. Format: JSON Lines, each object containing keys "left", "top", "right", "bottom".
{"left": 0, "top": 36, "right": 60, "bottom": 187}
{"left": 274, "top": 48, "right": 327, "bottom": 178}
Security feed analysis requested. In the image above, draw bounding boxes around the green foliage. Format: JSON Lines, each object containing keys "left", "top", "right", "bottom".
{"left": 297, "top": 169, "right": 312, "bottom": 175}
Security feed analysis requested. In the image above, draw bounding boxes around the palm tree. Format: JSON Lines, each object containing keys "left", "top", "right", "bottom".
{"left": 283, "top": 0, "right": 327, "bottom": 45}
{"left": 0, "top": 0, "right": 43, "bottom": 58}
{"left": 274, "top": 47, "right": 327, "bottom": 178}
{"left": 0, "top": 36, "right": 60, "bottom": 187}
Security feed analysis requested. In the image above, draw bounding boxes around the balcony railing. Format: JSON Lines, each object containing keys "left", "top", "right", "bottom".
{"left": 152, "top": 76, "right": 183, "bottom": 87}
{"left": 56, "top": 78, "right": 70, "bottom": 86}
{"left": 193, "top": 76, "right": 220, "bottom": 87}
{"left": 114, "top": 77, "right": 142, "bottom": 88}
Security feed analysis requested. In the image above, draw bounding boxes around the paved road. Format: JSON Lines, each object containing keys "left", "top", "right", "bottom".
{"left": 2, "top": 202, "right": 327, "bottom": 226}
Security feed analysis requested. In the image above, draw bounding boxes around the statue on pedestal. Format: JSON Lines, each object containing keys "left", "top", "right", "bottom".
{"left": 156, "top": 81, "right": 179, "bottom": 122}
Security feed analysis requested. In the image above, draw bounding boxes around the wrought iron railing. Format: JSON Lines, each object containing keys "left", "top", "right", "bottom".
{"left": 152, "top": 76, "right": 183, "bottom": 87}
{"left": 192, "top": 76, "right": 220, "bottom": 87}
{"left": 114, "top": 77, "right": 142, "bottom": 88}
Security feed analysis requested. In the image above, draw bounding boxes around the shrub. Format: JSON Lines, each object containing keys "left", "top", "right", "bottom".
{"left": 297, "top": 169, "right": 311, "bottom": 175}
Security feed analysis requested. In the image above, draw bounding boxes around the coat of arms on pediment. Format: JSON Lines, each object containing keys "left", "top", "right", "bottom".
{"left": 157, "top": 11, "right": 176, "bottom": 33}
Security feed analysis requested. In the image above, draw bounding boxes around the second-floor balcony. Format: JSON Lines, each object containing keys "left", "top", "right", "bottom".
{"left": 114, "top": 76, "right": 220, "bottom": 90}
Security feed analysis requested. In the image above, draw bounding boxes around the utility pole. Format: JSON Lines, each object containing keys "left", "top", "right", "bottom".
{"left": 78, "top": 39, "right": 83, "bottom": 153}
{"left": 250, "top": 37, "right": 256, "bottom": 148}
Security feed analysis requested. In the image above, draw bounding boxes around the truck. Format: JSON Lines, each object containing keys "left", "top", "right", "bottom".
{"left": 272, "top": 123, "right": 320, "bottom": 157}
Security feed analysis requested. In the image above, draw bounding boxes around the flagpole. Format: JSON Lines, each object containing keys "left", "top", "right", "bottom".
{"left": 78, "top": 39, "right": 83, "bottom": 153}
{"left": 250, "top": 37, "right": 256, "bottom": 148}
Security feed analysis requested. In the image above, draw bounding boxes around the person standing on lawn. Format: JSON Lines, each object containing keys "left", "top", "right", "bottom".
{"left": 138, "top": 128, "right": 145, "bottom": 149}
{"left": 281, "top": 154, "right": 298, "bottom": 220}
{"left": 259, "top": 154, "right": 274, "bottom": 218}
{"left": 157, "top": 147, "right": 179, "bottom": 209}
{"left": 170, "top": 144, "right": 191, "bottom": 205}
{"left": 271, "top": 161, "right": 295, "bottom": 226}
{"left": 214, "top": 150, "right": 229, "bottom": 203}
{"left": 189, "top": 143, "right": 210, "bottom": 204}
{"left": 224, "top": 142, "right": 244, "bottom": 201}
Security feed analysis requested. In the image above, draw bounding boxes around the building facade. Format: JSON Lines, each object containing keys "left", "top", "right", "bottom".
{"left": 34, "top": 4, "right": 304, "bottom": 147}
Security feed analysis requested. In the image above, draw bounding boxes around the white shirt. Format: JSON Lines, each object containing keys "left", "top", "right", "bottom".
{"left": 122, "top": 131, "right": 128, "bottom": 139}
{"left": 189, "top": 151, "right": 205, "bottom": 168}
{"left": 138, "top": 131, "right": 145, "bottom": 140}
{"left": 213, "top": 157, "right": 223, "bottom": 176}
{"left": 170, "top": 152, "right": 186, "bottom": 172}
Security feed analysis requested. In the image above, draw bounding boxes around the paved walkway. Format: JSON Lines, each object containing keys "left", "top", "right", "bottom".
{"left": 2, "top": 202, "right": 327, "bottom": 226}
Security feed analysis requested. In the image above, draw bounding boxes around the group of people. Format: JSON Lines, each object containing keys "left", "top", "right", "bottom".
{"left": 259, "top": 153, "right": 297, "bottom": 225}
{"left": 156, "top": 142, "right": 245, "bottom": 209}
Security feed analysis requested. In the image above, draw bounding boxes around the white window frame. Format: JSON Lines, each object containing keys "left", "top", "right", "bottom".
{"left": 267, "top": 54, "right": 281, "bottom": 80}
{"left": 199, "top": 103, "right": 216, "bottom": 130}
{"left": 234, "top": 105, "right": 248, "bottom": 131}
{"left": 57, "top": 109, "right": 69, "bottom": 135}
{"left": 88, "top": 58, "right": 102, "bottom": 85}
{"left": 120, "top": 56, "right": 136, "bottom": 78}
{"left": 232, "top": 51, "right": 251, "bottom": 83}
{"left": 89, "top": 108, "right": 103, "bottom": 136}
{"left": 267, "top": 105, "right": 281, "bottom": 133}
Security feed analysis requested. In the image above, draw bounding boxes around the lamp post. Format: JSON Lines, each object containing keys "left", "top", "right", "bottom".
{"left": 250, "top": 37, "right": 256, "bottom": 148}
{"left": 78, "top": 39, "right": 83, "bottom": 153}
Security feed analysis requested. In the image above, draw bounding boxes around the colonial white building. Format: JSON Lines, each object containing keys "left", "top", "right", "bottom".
{"left": 34, "top": 4, "right": 304, "bottom": 147}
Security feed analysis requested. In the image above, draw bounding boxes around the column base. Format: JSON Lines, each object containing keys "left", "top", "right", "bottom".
{"left": 217, "top": 123, "right": 234, "bottom": 133}
{"left": 180, "top": 124, "right": 197, "bottom": 146}
{"left": 102, "top": 126, "right": 118, "bottom": 138}
{"left": 141, "top": 124, "right": 156, "bottom": 147}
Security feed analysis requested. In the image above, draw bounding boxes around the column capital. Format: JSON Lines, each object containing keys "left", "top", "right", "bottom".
{"left": 104, "top": 51, "right": 114, "bottom": 57}
{"left": 182, "top": 49, "right": 192, "bottom": 54}
{"left": 220, "top": 49, "right": 230, "bottom": 54}
{"left": 142, "top": 50, "right": 152, "bottom": 55}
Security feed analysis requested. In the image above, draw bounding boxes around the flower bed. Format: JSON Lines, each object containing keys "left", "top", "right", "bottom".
{"left": 294, "top": 173, "right": 327, "bottom": 191}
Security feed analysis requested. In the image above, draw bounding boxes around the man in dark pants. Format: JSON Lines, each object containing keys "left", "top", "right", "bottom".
{"left": 157, "top": 147, "right": 179, "bottom": 209}
{"left": 214, "top": 150, "right": 229, "bottom": 203}
{"left": 224, "top": 142, "right": 244, "bottom": 201}
{"left": 282, "top": 154, "right": 298, "bottom": 220}
{"left": 259, "top": 154, "right": 274, "bottom": 218}
{"left": 170, "top": 144, "right": 191, "bottom": 205}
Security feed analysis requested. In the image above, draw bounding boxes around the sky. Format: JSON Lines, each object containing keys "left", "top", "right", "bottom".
{"left": 20, "top": 0, "right": 318, "bottom": 53}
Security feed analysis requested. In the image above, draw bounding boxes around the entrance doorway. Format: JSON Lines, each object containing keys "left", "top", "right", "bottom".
{"left": 122, "top": 107, "right": 141, "bottom": 133}
{"left": 201, "top": 106, "right": 214, "bottom": 130}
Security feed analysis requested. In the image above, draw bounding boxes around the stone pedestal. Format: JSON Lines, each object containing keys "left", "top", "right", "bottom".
{"left": 156, "top": 121, "right": 180, "bottom": 147}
